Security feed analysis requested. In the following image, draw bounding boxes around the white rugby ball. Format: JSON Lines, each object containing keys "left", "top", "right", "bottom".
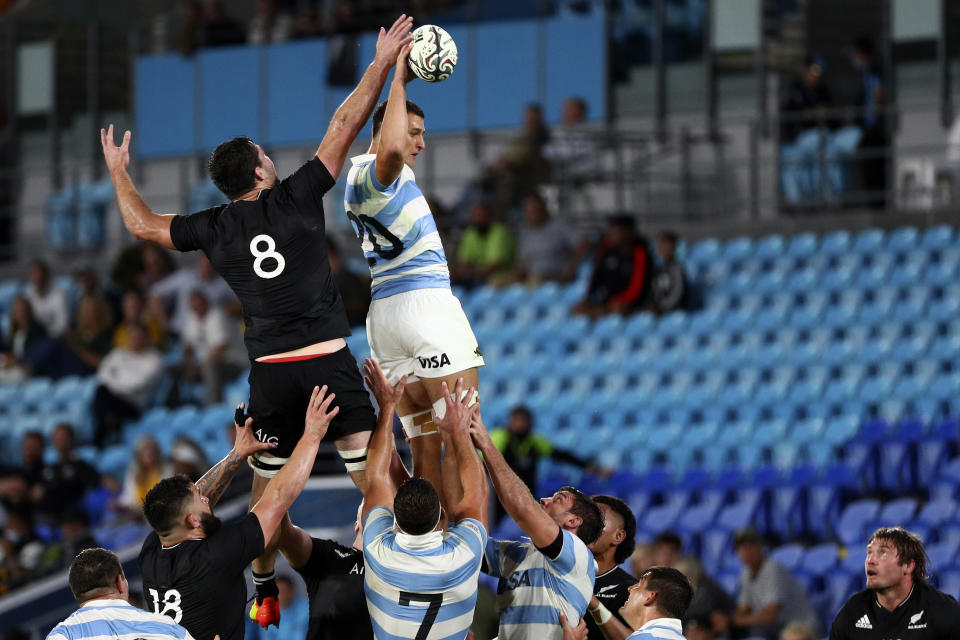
{"left": 408, "top": 25, "right": 458, "bottom": 83}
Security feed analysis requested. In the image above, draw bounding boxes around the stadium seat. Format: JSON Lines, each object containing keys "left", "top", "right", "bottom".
{"left": 786, "top": 232, "right": 818, "bottom": 259}
{"left": 800, "top": 543, "right": 839, "bottom": 580}
{"left": 820, "top": 230, "right": 851, "bottom": 256}
{"left": 925, "top": 540, "right": 958, "bottom": 573}
{"left": 769, "top": 544, "right": 805, "bottom": 571}
{"left": 835, "top": 499, "right": 882, "bottom": 547}
{"left": 853, "top": 228, "right": 886, "bottom": 254}
{"left": 921, "top": 224, "right": 954, "bottom": 250}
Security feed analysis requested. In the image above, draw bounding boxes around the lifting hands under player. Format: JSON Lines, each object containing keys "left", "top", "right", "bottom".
{"left": 435, "top": 379, "right": 489, "bottom": 528}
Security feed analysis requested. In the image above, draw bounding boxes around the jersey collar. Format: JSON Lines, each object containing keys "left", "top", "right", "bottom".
{"left": 351, "top": 153, "right": 376, "bottom": 166}
{"left": 395, "top": 529, "right": 444, "bottom": 551}
{"left": 636, "top": 617, "right": 683, "bottom": 634}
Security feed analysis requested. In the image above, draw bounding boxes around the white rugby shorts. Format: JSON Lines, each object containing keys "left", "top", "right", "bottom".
{"left": 367, "top": 287, "right": 485, "bottom": 385}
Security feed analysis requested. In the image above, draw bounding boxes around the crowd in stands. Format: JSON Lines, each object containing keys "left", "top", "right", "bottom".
{"left": 778, "top": 38, "right": 889, "bottom": 209}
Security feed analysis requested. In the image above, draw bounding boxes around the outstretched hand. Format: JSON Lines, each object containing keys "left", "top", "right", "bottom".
{"left": 468, "top": 398, "right": 493, "bottom": 449}
{"left": 304, "top": 385, "right": 339, "bottom": 440}
{"left": 375, "top": 14, "right": 414, "bottom": 69}
{"left": 394, "top": 42, "right": 415, "bottom": 84}
{"left": 231, "top": 402, "right": 277, "bottom": 459}
{"left": 100, "top": 124, "right": 131, "bottom": 174}
{"left": 435, "top": 378, "right": 478, "bottom": 436}
{"left": 363, "top": 358, "right": 406, "bottom": 411}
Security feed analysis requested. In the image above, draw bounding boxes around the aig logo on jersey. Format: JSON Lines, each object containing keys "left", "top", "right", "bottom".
{"left": 418, "top": 353, "right": 450, "bottom": 369}
{"left": 908, "top": 610, "right": 926, "bottom": 629}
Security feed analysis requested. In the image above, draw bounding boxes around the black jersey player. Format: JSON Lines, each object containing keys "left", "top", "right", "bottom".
{"left": 830, "top": 527, "right": 960, "bottom": 640}
{"left": 139, "top": 388, "right": 338, "bottom": 640}
{"left": 102, "top": 14, "right": 415, "bottom": 627}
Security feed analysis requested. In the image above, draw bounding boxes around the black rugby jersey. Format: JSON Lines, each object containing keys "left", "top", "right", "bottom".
{"left": 830, "top": 582, "right": 960, "bottom": 640}
{"left": 139, "top": 512, "right": 265, "bottom": 640}
{"left": 170, "top": 158, "right": 350, "bottom": 359}
{"left": 586, "top": 566, "right": 635, "bottom": 640}
{"left": 295, "top": 537, "right": 372, "bottom": 640}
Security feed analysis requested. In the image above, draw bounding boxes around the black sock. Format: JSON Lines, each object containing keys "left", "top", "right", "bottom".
{"left": 252, "top": 571, "right": 278, "bottom": 604}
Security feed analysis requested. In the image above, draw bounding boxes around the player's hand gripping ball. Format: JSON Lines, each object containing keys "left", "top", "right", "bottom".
{"left": 408, "top": 25, "right": 458, "bottom": 82}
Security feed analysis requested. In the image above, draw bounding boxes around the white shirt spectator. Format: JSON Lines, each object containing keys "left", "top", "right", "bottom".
{"left": 97, "top": 346, "right": 164, "bottom": 409}
{"left": 519, "top": 218, "right": 573, "bottom": 281}
{"left": 182, "top": 304, "right": 244, "bottom": 364}
{"left": 151, "top": 267, "right": 236, "bottom": 334}
{"left": 24, "top": 282, "right": 69, "bottom": 337}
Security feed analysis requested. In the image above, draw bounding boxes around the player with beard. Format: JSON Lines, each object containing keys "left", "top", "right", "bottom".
{"left": 139, "top": 387, "right": 339, "bottom": 640}
{"left": 830, "top": 527, "right": 960, "bottom": 640}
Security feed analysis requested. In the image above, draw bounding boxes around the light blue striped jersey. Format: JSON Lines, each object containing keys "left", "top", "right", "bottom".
{"left": 47, "top": 599, "right": 194, "bottom": 640}
{"left": 344, "top": 154, "right": 450, "bottom": 300}
{"left": 363, "top": 506, "right": 486, "bottom": 640}
{"left": 484, "top": 531, "right": 597, "bottom": 640}
{"left": 626, "top": 618, "right": 687, "bottom": 640}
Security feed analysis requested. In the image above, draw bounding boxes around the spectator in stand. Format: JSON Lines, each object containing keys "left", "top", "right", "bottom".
{"left": 543, "top": 97, "right": 599, "bottom": 182}
{"left": 34, "top": 424, "right": 102, "bottom": 527}
{"left": 150, "top": 253, "right": 238, "bottom": 335}
{"left": 246, "top": 574, "right": 309, "bottom": 640}
{"left": 489, "top": 405, "right": 604, "bottom": 524}
{"left": 0, "top": 297, "right": 48, "bottom": 382}
{"left": 40, "top": 507, "right": 98, "bottom": 575}
{"left": 327, "top": 238, "right": 370, "bottom": 327}
{"left": 453, "top": 201, "right": 515, "bottom": 288}
{"left": 779, "top": 56, "right": 833, "bottom": 145}
{"left": 511, "top": 193, "right": 584, "bottom": 286}
{"left": 0, "top": 432, "right": 46, "bottom": 513}
{"left": 631, "top": 542, "right": 655, "bottom": 579}
{"left": 482, "top": 103, "right": 552, "bottom": 216}
{"left": 62, "top": 294, "right": 115, "bottom": 374}
{"left": 573, "top": 216, "right": 653, "bottom": 318}
{"left": 24, "top": 260, "right": 69, "bottom": 337}
{"left": 113, "top": 289, "right": 166, "bottom": 350}
{"left": 118, "top": 435, "right": 172, "bottom": 513}
{"left": 176, "top": 290, "right": 245, "bottom": 405}
{"left": 0, "top": 510, "right": 45, "bottom": 587}
{"left": 92, "top": 323, "right": 165, "bottom": 448}
{"left": 732, "top": 528, "right": 819, "bottom": 640}
{"left": 248, "top": 0, "right": 293, "bottom": 44}
{"left": 111, "top": 242, "right": 175, "bottom": 294}
{"left": 651, "top": 231, "right": 686, "bottom": 314}
{"left": 170, "top": 436, "right": 208, "bottom": 482}
{"left": 850, "top": 36, "right": 888, "bottom": 208}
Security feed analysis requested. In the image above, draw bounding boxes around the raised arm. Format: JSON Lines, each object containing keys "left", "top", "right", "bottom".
{"left": 435, "top": 380, "right": 487, "bottom": 528}
{"left": 252, "top": 385, "right": 338, "bottom": 543}
{"left": 374, "top": 43, "right": 414, "bottom": 187}
{"left": 315, "top": 15, "right": 413, "bottom": 178}
{"left": 471, "top": 410, "right": 560, "bottom": 548}
{"left": 195, "top": 403, "right": 277, "bottom": 508}
{"left": 278, "top": 515, "right": 313, "bottom": 570}
{"left": 101, "top": 125, "right": 176, "bottom": 249}
{"left": 360, "top": 359, "right": 406, "bottom": 524}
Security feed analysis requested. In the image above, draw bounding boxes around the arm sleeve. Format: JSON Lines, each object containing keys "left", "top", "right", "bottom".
{"left": 276, "top": 157, "right": 337, "bottom": 222}
{"left": 535, "top": 528, "right": 565, "bottom": 562}
{"left": 169, "top": 208, "right": 217, "bottom": 253}
{"left": 450, "top": 519, "right": 488, "bottom": 559}
{"left": 608, "top": 246, "right": 649, "bottom": 306}
{"left": 299, "top": 537, "right": 335, "bottom": 578}
{"left": 206, "top": 512, "right": 266, "bottom": 569}
{"left": 483, "top": 537, "right": 507, "bottom": 578}
{"left": 362, "top": 506, "right": 395, "bottom": 549}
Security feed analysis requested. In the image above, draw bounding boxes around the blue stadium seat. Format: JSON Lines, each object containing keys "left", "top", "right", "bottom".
{"left": 853, "top": 228, "right": 886, "bottom": 254}
{"left": 787, "top": 232, "right": 818, "bottom": 259}
{"left": 754, "top": 234, "right": 785, "bottom": 261}
{"left": 925, "top": 540, "right": 958, "bottom": 573}
{"left": 887, "top": 226, "right": 918, "bottom": 252}
{"left": 939, "top": 570, "right": 960, "bottom": 600}
{"left": 820, "top": 230, "right": 851, "bottom": 256}
{"left": 723, "top": 237, "right": 754, "bottom": 264}
{"left": 769, "top": 544, "right": 805, "bottom": 572}
{"left": 835, "top": 499, "right": 882, "bottom": 547}
{"left": 800, "top": 543, "right": 839, "bottom": 579}
{"left": 921, "top": 224, "right": 954, "bottom": 250}
{"left": 689, "top": 238, "right": 722, "bottom": 264}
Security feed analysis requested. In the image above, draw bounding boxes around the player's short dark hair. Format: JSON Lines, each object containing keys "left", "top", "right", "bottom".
{"left": 208, "top": 136, "right": 260, "bottom": 200}
{"left": 558, "top": 486, "right": 604, "bottom": 546}
{"left": 653, "top": 531, "right": 683, "bottom": 551}
{"left": 869, "top": 527, "right": 928, "bottom": 584}
{"left": 143, "top": 475, "right": 194, "bottom": 536}
{"left": 372, "top": 100, "right": 425, "bottom": 137}
{"left": 593, "top": 495, "right": 637, "bottom": 564}
{"left": 68, "top": 548, "right": 123, "bottom": 603}
{"left": 394, "top": 477, "right": 441, "bottom": 535}
{"left": 640, "top": 566, "right": 694, "bottom": 619}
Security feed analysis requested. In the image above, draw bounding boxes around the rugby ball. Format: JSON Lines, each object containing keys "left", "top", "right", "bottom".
{"left": 408, "top": 25, "right": 458, "bottom": 83}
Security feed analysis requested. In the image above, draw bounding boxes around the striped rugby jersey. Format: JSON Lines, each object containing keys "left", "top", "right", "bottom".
{"left": 362, "top": 506, "right": 486, "bottom": 640}
{"left": 626, "top": 618, "right": 687, "bottom": 640}
{"left": 484, "top": 531, "right": 597, "bottom": 640}
{"left": 47, "top": 599, "right": 194, "bottom": 640}
{"left": 344, "top": 154, "right": 450, "bottom": 301}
